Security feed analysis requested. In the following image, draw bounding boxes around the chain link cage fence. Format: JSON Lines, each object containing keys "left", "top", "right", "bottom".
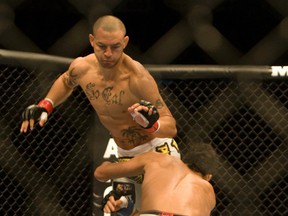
{"left": 1, "top": 49, "right": 287, "bottom": 216}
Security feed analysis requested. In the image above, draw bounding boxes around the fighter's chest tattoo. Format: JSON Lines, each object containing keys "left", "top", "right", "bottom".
{"left": 85, "top": 82, "right": 125, "bottom": 105}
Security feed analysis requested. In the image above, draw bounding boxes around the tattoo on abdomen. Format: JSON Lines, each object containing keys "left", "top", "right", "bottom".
{"left": 121, "top": 127, "right": 148, "bottom": 146}
{"left": 85, "top": 83, "right": 125, "bottom": 105}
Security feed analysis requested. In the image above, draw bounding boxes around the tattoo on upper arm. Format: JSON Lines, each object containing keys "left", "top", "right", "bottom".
{"left": 64, "top": 70, "right": 78, "bottom": 88}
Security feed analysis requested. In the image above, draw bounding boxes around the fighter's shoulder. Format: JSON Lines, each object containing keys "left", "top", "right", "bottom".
{"left": 190, "top": 176, "right": 215, "bottom": 205}
{"left": 68, "top": 54, "right": 95, "bottom": 74}
{"left": 123, "top": 54, "right": 149, "bottom": 76}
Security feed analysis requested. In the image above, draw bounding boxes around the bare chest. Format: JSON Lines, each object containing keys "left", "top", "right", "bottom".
{"left": 79, "top": 75, "right": 138, "bottom": 116}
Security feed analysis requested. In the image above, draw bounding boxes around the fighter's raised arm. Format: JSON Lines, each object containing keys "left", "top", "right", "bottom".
{"left": 20, "top": 57, "right": 84, "bottom": 133}
{"left": 127, "top": 63, "right": 177, "bottom": 138}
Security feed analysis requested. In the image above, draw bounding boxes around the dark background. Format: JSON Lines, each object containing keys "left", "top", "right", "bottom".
{"left": 1, "top": 0, "right": 288, "bottom": 65}
{"left": 1, "top": 1, "right": 288, "bottom": 216}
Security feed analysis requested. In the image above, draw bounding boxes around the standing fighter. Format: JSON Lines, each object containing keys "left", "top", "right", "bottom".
{"left": 95, "top": 143, "right": 219, "bottom": 216}
{"left": 20, "top": 15, "right": 179, "bottom": 215}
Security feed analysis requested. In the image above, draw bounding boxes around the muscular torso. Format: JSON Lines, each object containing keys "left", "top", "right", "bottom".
{"left": 72, "top": 54, "right": 156, "bottom": 149}
{"left": 141, "top": 156, "right": 216, "bottom": 216}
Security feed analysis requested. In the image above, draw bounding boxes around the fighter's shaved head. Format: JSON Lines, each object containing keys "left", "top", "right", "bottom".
{"left": 92, "top": 15, "right": 126, "bottom": 36}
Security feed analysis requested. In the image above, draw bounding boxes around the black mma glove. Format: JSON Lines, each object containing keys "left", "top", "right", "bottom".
{"left": 22, "top": 98, "right": 54, "bottom": 121}
{"left": 101, "top": 190, "right": 122, "bottom": 211}
{"left": 131, "top": 100, "right": 160, "bottom": 133}
{"left": 101, "top": 190, "right": 134, "bottom": 216}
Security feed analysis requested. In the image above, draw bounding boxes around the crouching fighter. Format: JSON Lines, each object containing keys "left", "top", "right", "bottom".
{"left": 95, "top": 143, "right": 219, "bottom": 216}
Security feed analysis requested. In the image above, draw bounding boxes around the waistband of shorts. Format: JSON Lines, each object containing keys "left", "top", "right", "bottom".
{"left": 140, "top": 214, "right": 158, "bottom": 216}
{"left": 117, "top": 137, "right": 173, "bottom": 157}
{"left": 140, "top": 210, "right": 187, "bottom": 216}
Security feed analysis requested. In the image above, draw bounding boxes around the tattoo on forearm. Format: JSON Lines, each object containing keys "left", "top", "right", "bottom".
{"left": 121, "top": 126, "right": 148, "bottom": 146}
{"left": 155, "top": 99, "right": 164, "bottom": 109}
{"left": 85, "top": 83, "right": 125, "bottom": 105}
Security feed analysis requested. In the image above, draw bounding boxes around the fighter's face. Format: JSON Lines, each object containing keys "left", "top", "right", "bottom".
{"left": 89, "top": 29, "right": 128, "bottom": 68}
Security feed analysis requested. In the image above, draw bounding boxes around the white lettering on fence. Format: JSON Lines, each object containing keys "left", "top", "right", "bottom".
{"left": 271, "top": 66, "right": 288, "bottom": 77}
